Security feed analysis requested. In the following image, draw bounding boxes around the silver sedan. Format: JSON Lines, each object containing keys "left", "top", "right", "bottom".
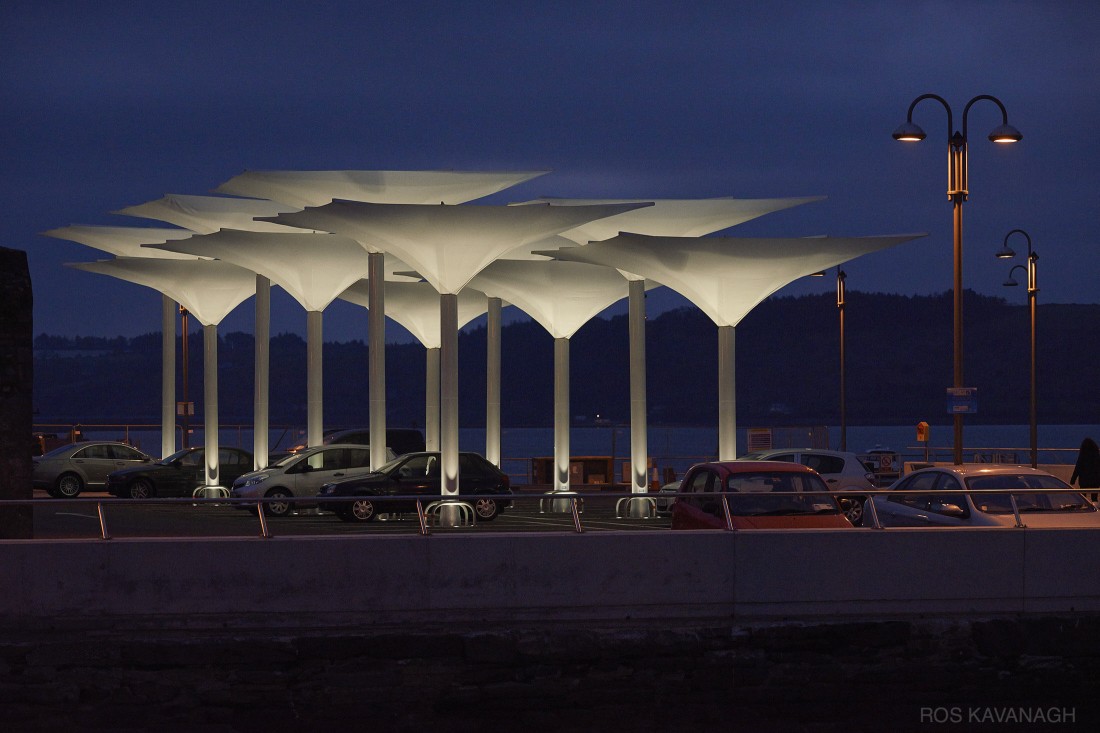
{"left": 33, "top": 441, "right": 153, "bottom": 498}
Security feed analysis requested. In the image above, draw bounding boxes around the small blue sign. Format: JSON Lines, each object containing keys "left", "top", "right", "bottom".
{"left": 946, "top": 387, "right": 978, "bottom": 414}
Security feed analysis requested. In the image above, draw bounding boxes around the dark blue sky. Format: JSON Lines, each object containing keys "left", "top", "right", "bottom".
{"left": 4, "top": 1, "right": 1098, "bottom": 341}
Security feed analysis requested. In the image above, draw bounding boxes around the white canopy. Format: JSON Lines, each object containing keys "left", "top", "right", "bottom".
{"left": 340, "top": 280, "right": 488, "bottom": 349}
{"left": 148, "top": 230, "right": 375, "bottom": 313}
{"left": 540, "top": 233, "right": 925, "bottom": 327}
{"left": 66, "top": 257, "right": 256, "bottom": 327}
{"left": 264, "top": 201, "right": 653, "bottom": 293}
{"left": 471, "top": 259, "right": 637, "bottom": 340}
{"left": 215, "top": 169, "right": 548, "bottom": 208}
{"left": 42, "top": 226, "right": 197, "bottom": 259}
{"left": 516, "top": 196, "right": 825, "bottom": 243}
{"left": 113, "top": 194, "right": 304, "bottom": 234}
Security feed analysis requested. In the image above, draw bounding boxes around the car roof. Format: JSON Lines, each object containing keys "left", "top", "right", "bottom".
{"left": 907, "top": 464, "right": 1063, "bottom": 479}
{"left": 742, "top": 448, "right": 858, "bottom": 459}
{"left": 689, "top": 460, "right": 818, "bottom": 475}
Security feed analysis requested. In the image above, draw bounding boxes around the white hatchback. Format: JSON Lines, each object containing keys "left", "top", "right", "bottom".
{"left": 738, "top": 448, "right": 877, "bottom": 525}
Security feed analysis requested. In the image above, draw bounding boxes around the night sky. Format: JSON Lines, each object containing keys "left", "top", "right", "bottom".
{"left": 5, "top": 1, "right": 1098, "bottom": 342}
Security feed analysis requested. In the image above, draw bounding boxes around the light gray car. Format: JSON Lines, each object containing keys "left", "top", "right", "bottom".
{"left": 230, "top": 444, "right": 393, "bottom": 517}
{"left": 34, "top": 441, "right": 153, "bottom": 498}
{"left": 738, "top": 448, "right": 877, "bottom": 525}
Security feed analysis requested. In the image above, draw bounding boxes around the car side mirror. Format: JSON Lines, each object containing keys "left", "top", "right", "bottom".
{"left": 934, "top": 502, "right": 966, "bottom": 518}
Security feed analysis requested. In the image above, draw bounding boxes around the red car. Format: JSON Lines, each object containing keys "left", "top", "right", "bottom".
{"left": 671, "top": 460, "right": 853, "bottom": 529}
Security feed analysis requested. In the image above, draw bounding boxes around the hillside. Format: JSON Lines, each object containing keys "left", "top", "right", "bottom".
{"left": 32, "top": 291, "right": 1100, "bottom": 427}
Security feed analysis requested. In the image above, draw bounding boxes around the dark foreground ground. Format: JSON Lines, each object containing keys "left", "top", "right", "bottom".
{"left": 2, "top": 615, "right": 1097, "bottom": 733}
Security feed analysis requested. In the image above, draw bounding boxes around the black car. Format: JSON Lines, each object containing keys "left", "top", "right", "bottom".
{"left": 316, "top": 451, "right": 512, "bottom": 522}
{"left": 105, "top": 446, "right": 255, "bottom": 498}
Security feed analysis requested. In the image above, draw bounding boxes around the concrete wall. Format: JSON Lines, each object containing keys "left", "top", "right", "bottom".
{"left": 3, "top": 528, "right": 1099, "bottom": 629}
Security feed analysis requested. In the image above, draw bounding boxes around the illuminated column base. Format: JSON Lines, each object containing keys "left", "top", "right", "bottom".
{"left": 253, "top": 275, "right": 270, "bottom": 470}
{"left": 307, "top": 310, "right": 323, "bottom": 448}
{"left": 161, "top": 295, "right": 176, "bottom": 458}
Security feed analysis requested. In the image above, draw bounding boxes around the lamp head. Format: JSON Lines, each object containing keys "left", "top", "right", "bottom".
{"left": 988, "top": 123, "right": 1022, "bottom": 143}
{"left": 1003, "top": 276, "right": 1019, "bottom": 287}
{"left": 892, "top": 121, "right": 926, "bottom": 142}
{"left": 995, "top": 245, "right": 1016, "bottom": 259}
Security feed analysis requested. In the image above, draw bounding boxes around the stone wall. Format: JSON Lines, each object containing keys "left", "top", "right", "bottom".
{"left": 0, "top": 247, "right": 32, "bottom": 539}
{"left": 1, "top": 617, "right": 1097, "bottom": 732}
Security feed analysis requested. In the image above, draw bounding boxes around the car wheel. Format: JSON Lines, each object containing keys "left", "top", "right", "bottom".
{"left": 129, "top": 479, "right": 155, "bottom": 499}
{"left": 473, "top": 497, "right": 499, "bottom": 521}
{"left": 348, "top": 498, "right": 376, "bottom": 522}
{"left": 265, "top": 489, "right": 292, "bottom": 517}
{"left": 55, "top": 473, "right": 84, "bottom": 498}
{"left": 842, "top": 496, "right": 865, "bottom": 526}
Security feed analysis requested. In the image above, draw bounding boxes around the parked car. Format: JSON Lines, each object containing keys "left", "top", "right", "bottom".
{"left": 316, "top": 451, "right": 513, "bottom": 522}
{"left": 738, "top": 448, "right": 877, "bottom": 525}
{"left": 272, "top": 427, "right": 426, "bottom": 460}
{"left": 230, "top": 444, "right": 392, "bottom": 517}
{"left": 867, "top": 464, "right": 1100, "bottom": 528}
{"left": 654, "top": 479, "right": 682, "bottom": 515}
{"left": 105, "top": 447, "right": 255, "bottom": 499}
{"left": 34, "top": 441, "right": 153, "bottom": 497}
{"left": 671, "top": 461, "right": 852, "bottom": 530}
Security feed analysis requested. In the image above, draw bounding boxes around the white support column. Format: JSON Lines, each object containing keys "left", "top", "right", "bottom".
{"left": 425, "top": 347, "right": 440, "bottom": 451}
{"left": 253, "top": 275, "right": 270, "bottom": 470}
{"left": 161, "top": 295, "right": 175, "bottom": 459}
{"left": 203, "top": 324, "right": 220, "bottom": 488}
{"left": 628, "top": 280, "right": 648, "bottom": 494}
{"left": 554, "top": 337, "right": 570, "bottom": 492}
{"left": 485, "top": 296, "right": 502, "bottom": 467}
{"left": 306, "top": 310, "right": 323, "bottom": 447}
{"left": 440, "top": 293, "right": 460, "bottom": 498}
{"left": 368, "top": 252, "right": 388, "bottom": 469}
{"left": 718, "top": 325, "right": 737, "bottom": 461}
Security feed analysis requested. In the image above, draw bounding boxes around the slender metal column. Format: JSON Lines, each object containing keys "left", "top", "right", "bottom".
{"left": 952, "top": 189, "right": 965, "bottom": 464}
{"left": 440, "top": 293, "right": 460, "bottom": 497}
{"left": 485, "top": 296, "right": 502, "bottom": 467}
{"left": 203, "top": 323, "right": 219, "bottom": 487}
{"left": 306, "top": 310, "right": 323, "bottom": 447}
{"left": 253, "top": 275, "right": 270, "bottom": 469}
{"left": 837, "top": 270, "right": 847, "bottom": 452}
{"left": 161, "top": 295, "right": 175, "bottom": 458}
{"left": 554, "top": 337, "right": 571, "bottom": 491}
{"left": 628, "top": 280, "right": 648, "bottom": 493}
{"left": 717, "top": 325, "right": 737, "bottom": 461}
{"left": 368, "top": 252, "right": 388, "bottom": 469}
{"left": 425, "top": 347, "right": 440, "bottom": 451}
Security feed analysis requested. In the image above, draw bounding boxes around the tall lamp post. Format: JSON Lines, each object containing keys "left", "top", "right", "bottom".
{"left": 893, "top": 94, "right": 1022, "bottom": 464}
{"left": 836, "top": 267, "right": 847, "bottom": 452}
{"left": 995, "top": 229, "right": 1038, "bottom": 468}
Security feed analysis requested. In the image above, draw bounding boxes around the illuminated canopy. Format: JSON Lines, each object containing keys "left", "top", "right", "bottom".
{"left": 42, "top": 226, "right": 197, "bottom": 258}
{"left": 540, "top": 232, "right": 924, "bottom": 327}
{"left": 340, "top": 280, "right": 488, "bottom": 349}
{"left": 114, "top": 194, "right": 303, "bottom": 234}
{"left": 215, "top": 169, "right": 548, "bottom": 208}
{"left": 264, "top": 201, "right": 652, "bottom": 294}
{"left": 517, "top": 196, "right": 825, "bottom": 243}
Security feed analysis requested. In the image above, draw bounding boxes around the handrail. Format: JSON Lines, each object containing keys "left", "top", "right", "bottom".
{"left": 5, "top": 486, "right": 1094, "bottom": 541}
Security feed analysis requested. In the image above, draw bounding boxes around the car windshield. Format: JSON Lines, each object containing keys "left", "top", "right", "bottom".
{"left": 159, "top": 449, "right": 194, "bottom": 465}
{"left": 272, "top": 452, "right": 307, "bottom": 468}
{"left": 723, "top": 472, "right": 839, "bottom": 516}
{"left": 965, "top": 474, "right": 1093, "bottom": 514}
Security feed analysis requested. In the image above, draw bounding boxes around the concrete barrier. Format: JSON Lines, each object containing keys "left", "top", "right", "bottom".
{"left": 2, "top": 528, "right": 1099, "bottom": 629}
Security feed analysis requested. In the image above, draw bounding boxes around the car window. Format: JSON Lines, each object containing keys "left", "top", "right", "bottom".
{"left": 219, "top": 448, "right": 243, "bottom": 466}
{"left": 802, "top": 454, "right": 845, "bottom": 474}
{"left": 343, "top": 448, "right": 371, "bottom": 469}
{"left": 459, "top": 454, "right": 491, "bottom": 477}
{"left": 889, "top": 471, "right": 941, "bottom": 508}
{"left": 177, "top": 451, "right": 202, "bottom": 467}
{"left": 77, "top": 444, "right": 111, "bottom": 459}
{"left": 770, "top": 453, "right": 796, "bottom": 463}
{"left": 109, "top": 445, "right": 145, "bottom": 460}
{"left": 683, "top": 469, "right": 715, "bottom": 494}
{"left": 966, "top": 473, "right": 1088, "bottom": 514}
{"left": 399, "top": 455, "right": 439, "bottom": 478}
{"left": 724, "top": 471, "right": 835, "bottom": 515}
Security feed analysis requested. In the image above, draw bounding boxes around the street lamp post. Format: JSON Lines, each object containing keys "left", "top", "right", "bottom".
{"left": 996, "top": 229, "right": 1038, "bottom": 468}
{"left": 894, "top": 94, "right": 1022, "bottom": 464}
{"left": 837, "top": 268, "right": 847, "bottom": 452}
{"left": 180, "top": 305, "right": 190, "bottom": 449}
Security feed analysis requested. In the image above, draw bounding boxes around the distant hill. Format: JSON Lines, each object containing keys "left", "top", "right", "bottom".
{"left": 31, "top": 291, "right": 1100, "bottom": 427}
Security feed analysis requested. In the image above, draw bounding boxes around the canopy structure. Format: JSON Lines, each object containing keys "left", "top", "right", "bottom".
{"left": 114, "top": 194, "right": 321, "bottom": 467}
{"left": 340, "top": 280, "right": 489, "bottom": 450}
{"left": 540, "top": 232, "right": 926, "bottom": 460}
{"left": 150, "top": 230, "right": 377, "bottom": 451}
{"left": 114, "top": 194, "right": 304, "bottom": 234}
{"left": 67, "top": 258, "right": 257, "bottom": 489}
{"left": 471, "top": 259, "right": 651, "bottom": 492}
{"left": 516, "top": 196, "right": 825, "bottom": 495}
{"left": 265, "top": 201, "right": 651, "bottom": 509}
{"left": 42, "top": 225, "right": 202, "bottom": 458}
{"left": 218, "top": 170, "right": 548, "bottom": 471}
